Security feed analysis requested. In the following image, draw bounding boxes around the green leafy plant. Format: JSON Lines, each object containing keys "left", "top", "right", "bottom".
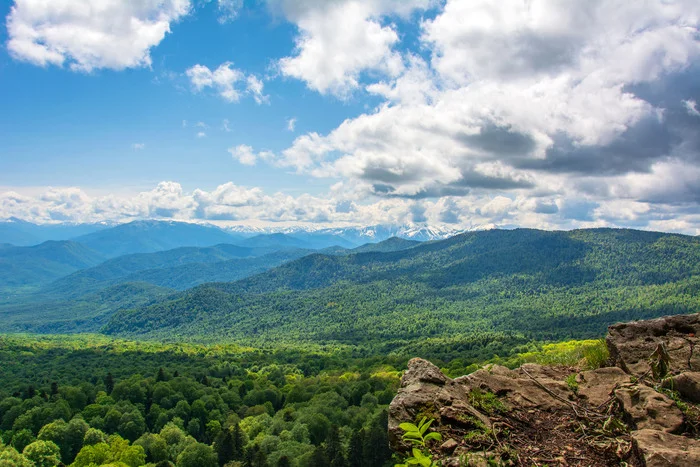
{"left": 395, "top": 417, "right": 443, "bottom": 467}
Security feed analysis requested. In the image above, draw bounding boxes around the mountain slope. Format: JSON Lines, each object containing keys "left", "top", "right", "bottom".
{"left": 0, "top": 241, "right": 105, "bottom": 287}
{"left": 74, "top": 220, "right": 241, "bottom": 257}
{"left": 43, "top": 243, "right": 261, "bottom": 298}
{"left": 104, "top": 228, "right": 700, "bottom": 346}
{"left": 0, "top": 282, "right": 173, "bottom": 333}
{"left": 0, "top": 218, "right": 108, "bottom": 246}
{"left": 350, "top": 237, "right": 421, "bottom": 254}
{"left": 120, "top": 248, "right": 314, "bottom": 290}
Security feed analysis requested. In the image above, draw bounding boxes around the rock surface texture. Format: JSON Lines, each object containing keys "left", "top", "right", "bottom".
{"left": 389, "top": 313, "right": 700, "bottom": 466}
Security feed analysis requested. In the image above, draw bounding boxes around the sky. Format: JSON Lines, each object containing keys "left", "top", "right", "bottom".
{"left": 0, "top": 0, "right": 699, "bottom": 234}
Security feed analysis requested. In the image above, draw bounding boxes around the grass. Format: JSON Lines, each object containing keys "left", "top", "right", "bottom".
{"left": 499, "top": 339, "right": 610, "bottom": 370}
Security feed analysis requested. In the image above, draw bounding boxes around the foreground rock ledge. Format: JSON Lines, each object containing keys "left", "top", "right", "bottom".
{"left": 389, "top": 313, "right": 700, "bottom": 466}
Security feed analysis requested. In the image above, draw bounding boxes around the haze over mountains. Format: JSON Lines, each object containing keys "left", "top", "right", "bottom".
{"left": 1, "top": 219, "right": 698, "bottom": 356}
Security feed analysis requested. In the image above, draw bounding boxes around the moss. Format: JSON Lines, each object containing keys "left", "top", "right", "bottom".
{"left": 468, "top": 389, "right": 507, "bottom": 415}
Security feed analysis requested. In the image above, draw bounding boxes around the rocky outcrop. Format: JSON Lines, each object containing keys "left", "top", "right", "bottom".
{"left": 390, "top": 313, "right": 700, "bottom": 466}
{"left": 607, "top": 313, "right": 699, "bottom": 377}
{"left": 632, "top": 430, "right": 700, "bottom": 467}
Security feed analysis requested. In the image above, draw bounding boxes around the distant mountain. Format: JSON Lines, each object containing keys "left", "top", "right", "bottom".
{"left": 73, "top": 220, "right": 242, "bottom": 257}
{"left": 103, "top": 228, "right": 700, "bottom": 345}
{"left": 239, "top": 233, "right": 314, "bottom": 250}
{"left": 43, "top": 244, "right": 311, "bottom": 298}
{"left": 43, "top": 243, "right": 261, "bottom": 298}
{"left": 223, "top": 223, "right": 467, "bottom": 244}
{"left": 0, "top": 241, "right": 105, "bottom": 287}
{"left": 350, "top": 237, "right": 421, "bottom": 254}
{"left": 119, "top": 248, "right": 315, "bottom": 290}
{"left": 0, "top": 218, "right": 108, "bottom": 246}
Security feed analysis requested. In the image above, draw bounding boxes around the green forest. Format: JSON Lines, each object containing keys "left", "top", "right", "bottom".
{"left": 0, "top": 334, "right": 608, "bottom": 467}
{"left": 2, "top": 227, "right": 699, "bottom": 466}
{"left": 0, "top": 335, "right": 399, "bottom": 467}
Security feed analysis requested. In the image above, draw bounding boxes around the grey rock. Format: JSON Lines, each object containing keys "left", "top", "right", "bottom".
{"left": 662, "top": 371, "right": 700, "bottom": 403}
{"left": 607, "top": 313, "right": 700, "bottom": 377}
{"left": 615, "top": 385, "right": 684, "bottom": 433}
{"left": 632, "top": 429, "right": 700, "bottom": 467}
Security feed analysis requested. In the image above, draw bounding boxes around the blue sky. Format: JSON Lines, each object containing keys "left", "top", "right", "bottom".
{"left": 1, "top": 1, "right": 699, "bottom": 233}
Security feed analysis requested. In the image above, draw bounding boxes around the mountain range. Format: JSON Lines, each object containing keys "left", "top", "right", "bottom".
{"left": 100, "top": 228, "right": 700, "bottom": 354}
{"left": 1, "top": 220, "right": 698, "bottom": 360}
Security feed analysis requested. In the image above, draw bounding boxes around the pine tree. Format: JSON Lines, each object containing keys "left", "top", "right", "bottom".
{"left": 232, "top": 422, "right": 244, "bottom": 460}
{"left": 325, "top": 425, "right": 341, "bottom": 461}
{"left": 24, "top": 385, "right": 36, "bottom": 399}
{"left": 156, "top": 368, "right": 166, "bottom": 382}
{"left": 348, "top": 429, "right": 364, "bottom": 467}
{"left": 50, "top": 382, "right": 58, "bottom": 396}
{"left": 310, "top": 446, "right": 330, "bottom": 467}
{"left": 105, "top": 373, "right": 114, "bottom": 395}
{"left": 363, "top": 411, "right": 391, "bottom": 467}
{"left": 215, "top": 426, "right": 234, "bottom": 465}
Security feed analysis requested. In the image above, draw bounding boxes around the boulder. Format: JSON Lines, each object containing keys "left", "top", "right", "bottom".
{"left": 615, "top": 385, "right": 684, "bottom": 433}
{"left": 632, "top": 429, "right": 700, "bottom": 467}
{"left": 661, "top": 371, "right": 700, "bottom": 403}
{"left": 459, "top": 364, "right": 570, "bottom": 411}
{"left": 576, "top": 366, "right": 631, "bottom": 407}
{"left": 607, "top": 313, "right": 700, "bottom": 377}
{"left": 388, "top": 358, "right": 490, "bottom": 451}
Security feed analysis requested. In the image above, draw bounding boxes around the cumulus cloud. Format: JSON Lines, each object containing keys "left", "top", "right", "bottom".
{"left": 275, "top": 0, "right": 433, "bottom": 97}
{"left": 228, "top": 145, "right": 275, "bottom": 166}
{"left": 2, "top": 182, "right": 700, "bottom": 234}
{"left": 6, "top": 0, "right": 191, "bottom": 72}
{"left": 287, "top": 117, "right": 297, "bottom": 132}
{"left": 246, "top": 0, "right": 700, "bottom": 219}
{"left": 186, "top": 62, "right": 266, "bottom": 103}
{"left": 132, "top": 143, "right": 145, "bottom": 151}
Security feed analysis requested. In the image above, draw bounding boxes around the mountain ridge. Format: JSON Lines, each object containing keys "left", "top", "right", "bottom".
{"left": 102, "top": 228, "right": 700, "bottom": 351}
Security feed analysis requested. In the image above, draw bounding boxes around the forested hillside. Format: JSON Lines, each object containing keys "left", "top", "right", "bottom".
{"left": 103, "top": 228, "right": 700, "bottom": 360}
{"left": 0, "top": 242, "right": 105, "bottom": 287}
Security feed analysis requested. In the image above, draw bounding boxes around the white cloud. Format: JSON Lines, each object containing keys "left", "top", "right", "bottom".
{"left": 287, "top": 117, "right": 297, "bottom": 132}
{"left": 6, "top": 0, "right": 191, "bottom": 72}
{"left": 276, "top": 0, "right": 433, "bottom": 97}
{"left": 196, "top": 132, "right": 207, "bottom": 138}
{"left": 2, "top": 181, "right": 700, "bottom": 234}
{"left": 684, "top": 99, "right": 700, "bottom": 117}
{"left": 186, "top": 62, "right": 245, "bottom": 102}
{"left": 229, "top": 144, "right": 258, "bottom": 165}
{"left": 132, "top": 143, "right": 145, "bottom": 151}
{"left": 223, "top": 119, "right": 232, "bottom": 132}
{"left": 246, "top": 75, "right": 268, "bottom": 104}
{"left": 256, "top": 0, "right": 700, "bottom": 208}
{"left": 185, "top": 62, "right": 267, "bottom": 103}
{"left": 217, "top": 0, "right": 243, "bottom": 23}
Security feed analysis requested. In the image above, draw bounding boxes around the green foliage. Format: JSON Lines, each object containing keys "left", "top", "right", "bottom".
{"left": 98, "top": 228, "right": 700, "bottom": 358}
{"left": 395, "top": 417, "right": 442, "bottom": 467}
{"left": 22, "top": 440, "right": 61, "bottom": 467}
{"left": 566, "top": 374, "right": 579, "bottom": 394}
{"left": 0, "top": 336, "right": 399, "bottom": 466}
{"left": 467, "top": 389, "right": 507, "bottom": 415}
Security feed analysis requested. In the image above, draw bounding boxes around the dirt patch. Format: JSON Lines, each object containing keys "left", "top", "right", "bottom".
{"left": 499, "top": 410, "right": 640, "bottom": 466}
